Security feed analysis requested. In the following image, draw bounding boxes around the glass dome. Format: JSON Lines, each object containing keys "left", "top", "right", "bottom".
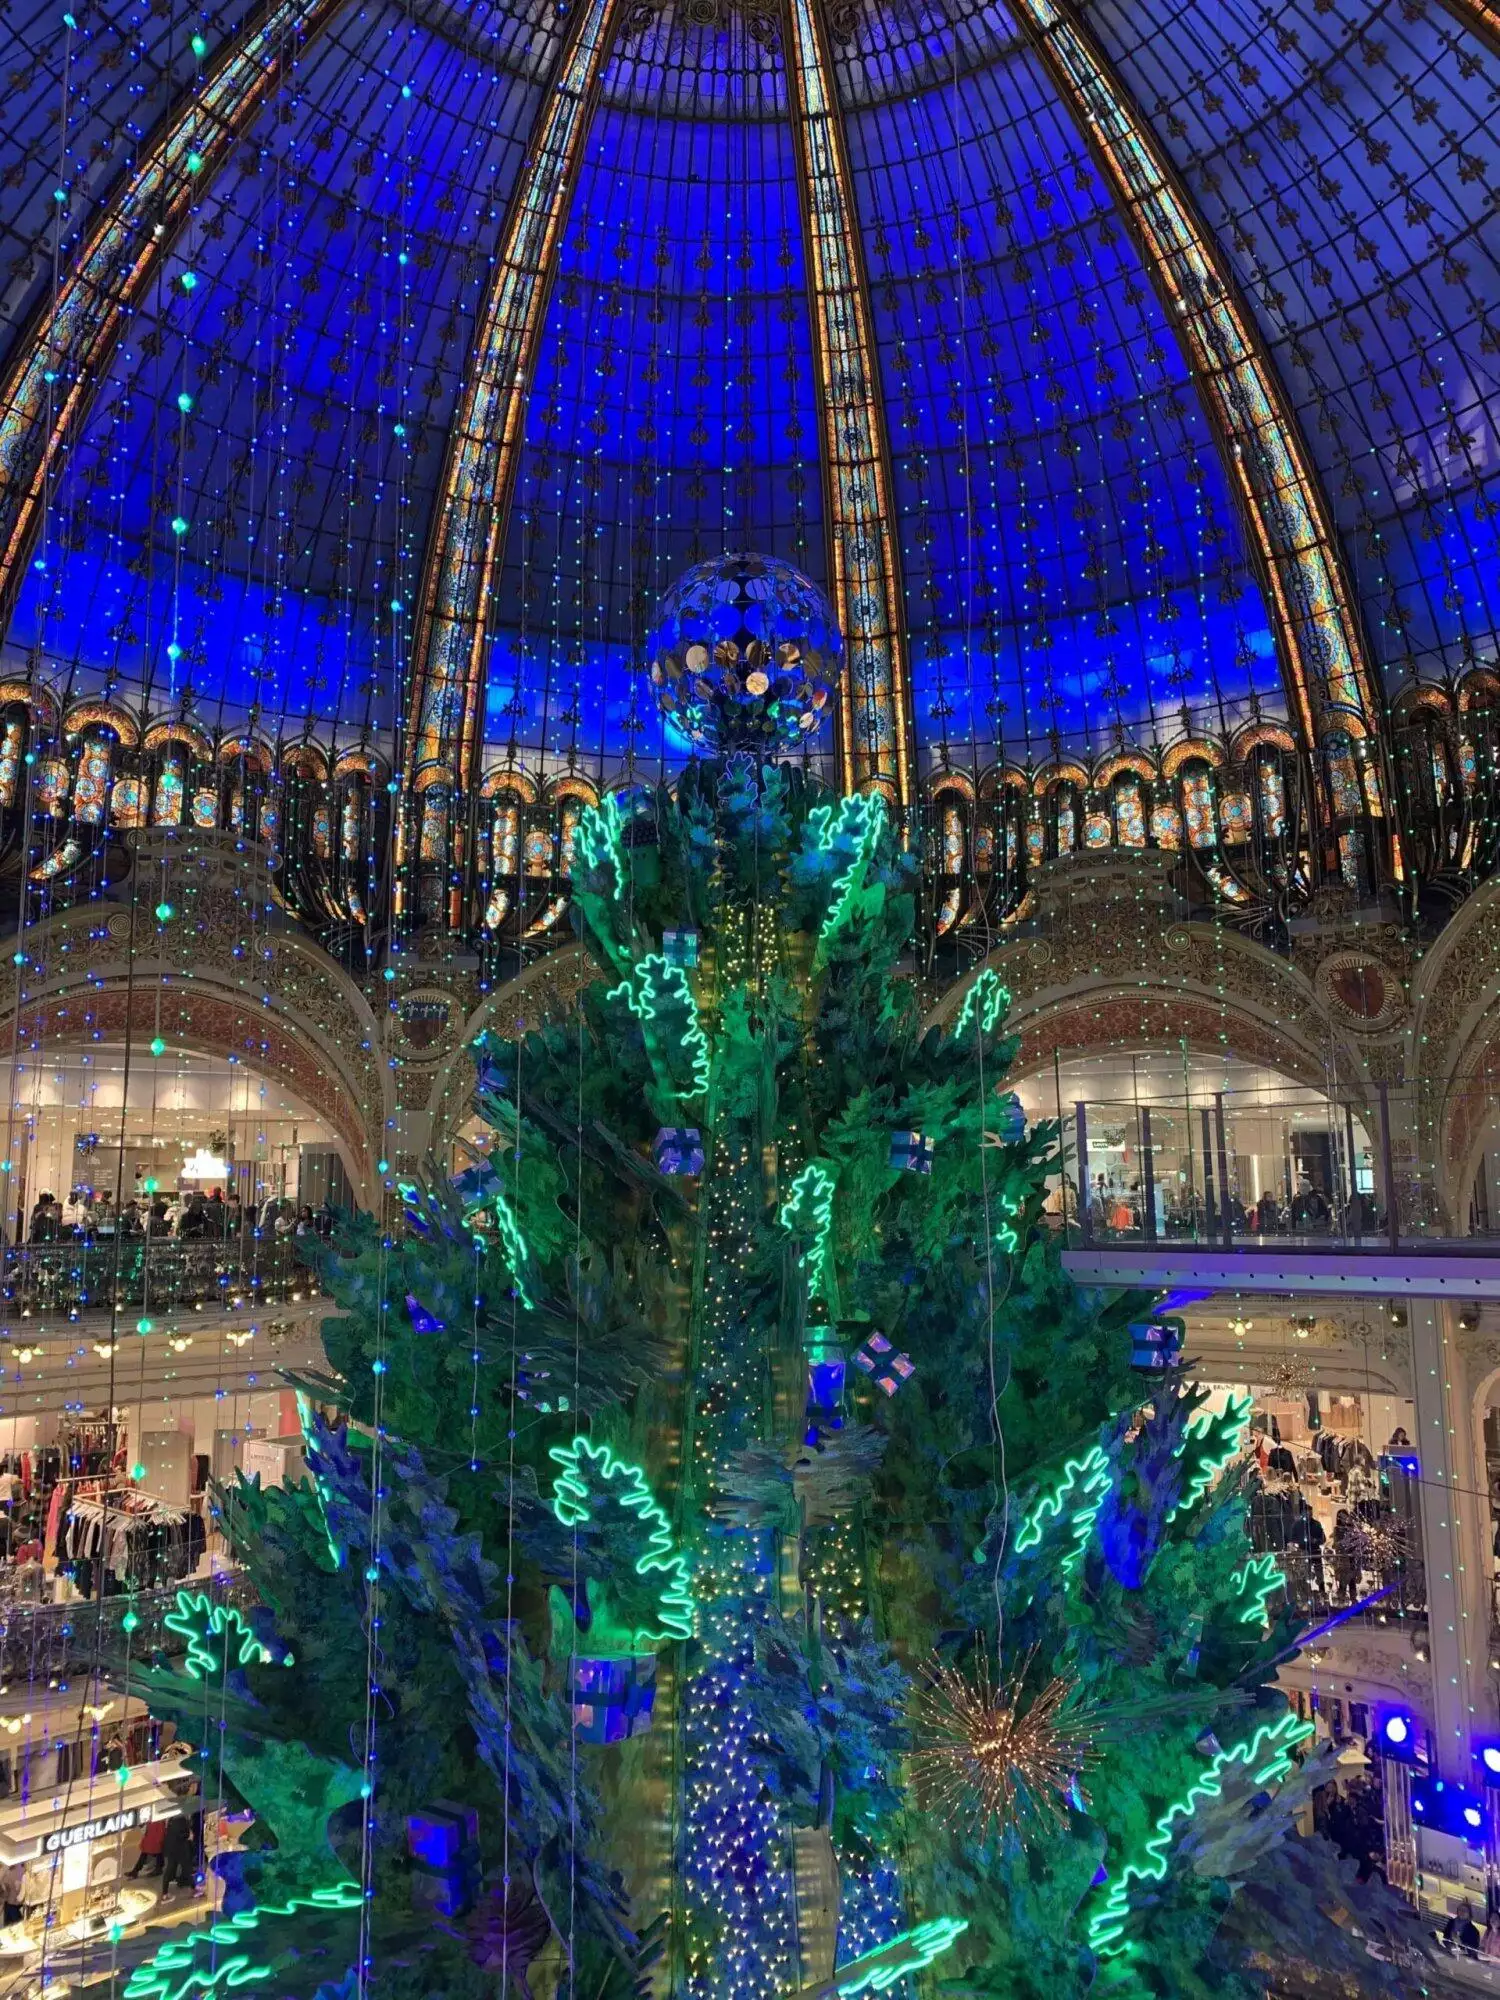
{"left": 0, "top": 0, "right": 1495, "bottom": 805}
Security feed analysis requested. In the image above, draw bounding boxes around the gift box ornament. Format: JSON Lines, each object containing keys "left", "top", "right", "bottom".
{"left": 407, "top": 1800, "right": 481, "bottom": 1916}
{"left": 852, "top": 1330, "right": 914, "bottom": 1396}
{"left": 405, "top": 1293, "right": 445, "bottom": 1336}
{"left": 653, "top": 1126, "right": 704, "bottom": 1175}
{"left": 451, "top": 1160, "right": 503, "bottom": 1211}
{"left": 571, "top": 1654, "right": 658, "bottom": 1744}
{"left": 890, "top": 1129, "right": 934, "bottom": 1174}
{"left": 1129, "top": 1316, "right": 1186, "bottom": 1371}
{"left": 994, "top": 1093, "right": 1027, "bottom": 1144}
{"left": 661, "top": 928, "right": 700, "bottom": 969}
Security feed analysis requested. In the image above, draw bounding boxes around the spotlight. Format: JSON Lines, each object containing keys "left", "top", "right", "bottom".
{"left": 1479, "top": 1744, "right": 1500, "bottom": 1786}
{"left": 1379, "top": 1712, "right": 1419, "bottom": 1762}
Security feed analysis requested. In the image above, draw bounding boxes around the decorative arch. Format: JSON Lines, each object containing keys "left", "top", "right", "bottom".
{"left": 1003, "top": 993, "right": 1339, "bottom": 1095}
{"left": 64, "top": 700, "right": 140, "bottom": 748}
{"left": 5, "top": 982, "right": 378, "bottom": 1202}
{"left": 143, "top": 720, "right": 214, "bottom": 762}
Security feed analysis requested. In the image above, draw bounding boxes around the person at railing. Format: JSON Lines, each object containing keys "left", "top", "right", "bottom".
{"left": 1345, "top": 1189, "right": 1380, "bottom": 1236}
{"left": 1483, "top": 1913, "right": 1500, "bottom": 1961}
{"left": 1252, "top": 1189, "right": 1283, "bottom": 1236}
{"left": 92, "top": 1191, "right": 116, "bottom": 1238}
{"left": 1443, "top": 1904, "right": 1482, "bottom": 1956}
{"left": 145, "top": 1196, "right": 170, "bottom": 1238}
{"left": 1290, "top": 1176, "right": 1332, "bottom": 1233}
{"left": 177, "top": 1193, "right": 209, "bottom": 1239}
{"left": 118, "top": 1199, "right": 143, "bottom": 1237}
{"left": 27, "top": 1194, "right": 58, "bottom": 1243}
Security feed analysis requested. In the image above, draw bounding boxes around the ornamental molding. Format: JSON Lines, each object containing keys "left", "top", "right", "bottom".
{"left": 934, "top": 911, "right": 1360, "bottom": 1093}
{"left": 404, "top": 0, "right": 624, "bottom": 799}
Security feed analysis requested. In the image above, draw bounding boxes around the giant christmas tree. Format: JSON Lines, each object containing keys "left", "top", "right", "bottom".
{"left": 120, "top": 558, "right": 1423, "bottom": 2000}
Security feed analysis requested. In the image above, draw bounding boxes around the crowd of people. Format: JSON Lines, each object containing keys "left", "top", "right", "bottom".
{"left": 1244, "top": 1419, "right": 1424, "bottom": 1615}
{"left": 23, "top": 1188, "right": 333, "bottom": 1246}
{"left": 1080, "top": 1169, "right": 1383, "bottom": 1240}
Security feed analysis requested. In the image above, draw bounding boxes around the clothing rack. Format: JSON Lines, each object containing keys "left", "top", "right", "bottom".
{"left": 67, "top": 1494, "right": 187, "bottom": 1523}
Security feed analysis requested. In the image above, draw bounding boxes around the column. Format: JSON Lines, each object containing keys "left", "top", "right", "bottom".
{"left": 1410, "top": 1300, "right": 1496, "bottom": 1777}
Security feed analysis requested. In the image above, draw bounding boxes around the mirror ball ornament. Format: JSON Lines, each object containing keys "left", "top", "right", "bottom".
{"left": 647, "top": 551, "right": 843, "bottom": 752}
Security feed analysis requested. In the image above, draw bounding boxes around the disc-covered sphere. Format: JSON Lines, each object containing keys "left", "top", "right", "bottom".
{"left": 647, "top": 552, "right": 843, "bottom": 752}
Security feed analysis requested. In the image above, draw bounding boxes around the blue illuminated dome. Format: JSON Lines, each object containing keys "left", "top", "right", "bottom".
{"left": 648, "top": 552, "right": 842, "bottom": 753}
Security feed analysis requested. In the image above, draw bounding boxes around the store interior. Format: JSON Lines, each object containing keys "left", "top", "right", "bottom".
{"left": 0, "top": 1048, "right": 346, "bottom": 1244}
{"left": 1013, "top": 1051, "right": 1378, "bottom": 1236}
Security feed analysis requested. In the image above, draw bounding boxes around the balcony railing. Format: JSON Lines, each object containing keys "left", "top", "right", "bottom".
{"left": 0, "top": 1236, "right": 324, "bottom": 1319}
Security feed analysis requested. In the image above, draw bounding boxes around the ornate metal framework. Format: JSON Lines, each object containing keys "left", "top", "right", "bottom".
{"left": 403, "top": 0, "right": 623, "bottom": 800}
{"left": 783, "top": 0, "right": 914, "bottom": 808}
{"left": 0, "top": 0, "right": 347, "bottom": 635}
{"left": 1017, "top": 0, "right": 1385, "bottom": 802}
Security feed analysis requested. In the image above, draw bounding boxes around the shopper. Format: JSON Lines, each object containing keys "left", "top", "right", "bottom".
{"left": 159, "top": 1809, "right": 199, "bottom": 1896}
{"left": 0, "top": 1858, "right": 23, "bottom": 1925}
{"left": 28, "top": 1194, "right": 58, "bottom": 1243}
{"left": 129, "top": 1817, "right": 167, "bottom": 1878}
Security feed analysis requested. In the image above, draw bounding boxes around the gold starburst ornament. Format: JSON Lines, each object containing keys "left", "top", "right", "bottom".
{"left": 910, "top": 1643, "right": 1094, "bottom": 1840}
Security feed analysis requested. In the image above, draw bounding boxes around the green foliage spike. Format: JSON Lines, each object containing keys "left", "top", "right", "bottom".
{"left": 1086, "top": 1712, "right": 1314, "bottom": 1958}
{"left": 549, "top": 1435, "right": 695, "bottom": 1650}
{"left": 1231, "top": 1550, "right": 1285, "bottom": 1627}
{"left": 830, "top": 1915, "right": 970, "bottom": 1996}
{"left": 779, "top": 1160, "right": 838, "bottom": 1304}
{"left": 163, "top": 1589, "right": 276, "bottom": 1679}
{"left": 606, "top": 952, "right": 711, "bottom": 1104}
{"left": 1169, "top": 1389, "right": 1253, "bottom": 1520}
{"left": 951, "top": 967, "right": 1012, "bottom": 1041}
{"left": 122, "top": 1883, "right": 363, "bottom": 2000}
{"left": 810, "top": 790, "right": 887, "bottom": 961}
{"left": 1013, "top": 1442, "right": 1111, "bottom": 1575}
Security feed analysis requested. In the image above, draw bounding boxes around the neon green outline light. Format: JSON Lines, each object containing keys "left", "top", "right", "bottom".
{"left": 1168, "top": 1391, "right": 1253, "bottom": 1522}
{"left": 952, "top": 968, "right": 1011, "bottom": 1041}
{"left": 994, "top": 1191, "right": 1022, "bottom": 1255}
{"left": 605, "top": 954, "right": 711, "bottom": 1100}
{"left": 1087, "top": 1712, "right": 1312, "bottom": 1957}
{"left": 548, "top": 1436, "right": 695, "bottom": 1649}
{"left": 779, "top": 1161, "right": 837, "bottom": 1302}
{"left": 489, "top": 1181, "right": 535, "bottom": 1309}
{"left": 833, "top": 1916, "right": 969, "bottom": 1997}
{"left": 809, "top": 792, "right": 886, "bottom": 953}
{"left": 1014, "top": 1444, "right": 1110, "bottom": 1575}
{"left": 164, "top": 1589, "right": 274, "bottom": 1680}
{"left": 572, "top": 792, "right": 627, "bottom": 899}
{"left": 296, "top": 1391, "right": 345, "bottom": 1573}
{"left": 122, "top": 1882, "right": 364, "bottom": 2000}
{"left": 1231, "top": 1551, "right": 1284, "bottom": 1628}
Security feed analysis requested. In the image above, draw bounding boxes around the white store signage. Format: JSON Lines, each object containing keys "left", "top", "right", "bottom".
{"left": 44, "top": 1806, "right": 147, "bottom": 1854}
